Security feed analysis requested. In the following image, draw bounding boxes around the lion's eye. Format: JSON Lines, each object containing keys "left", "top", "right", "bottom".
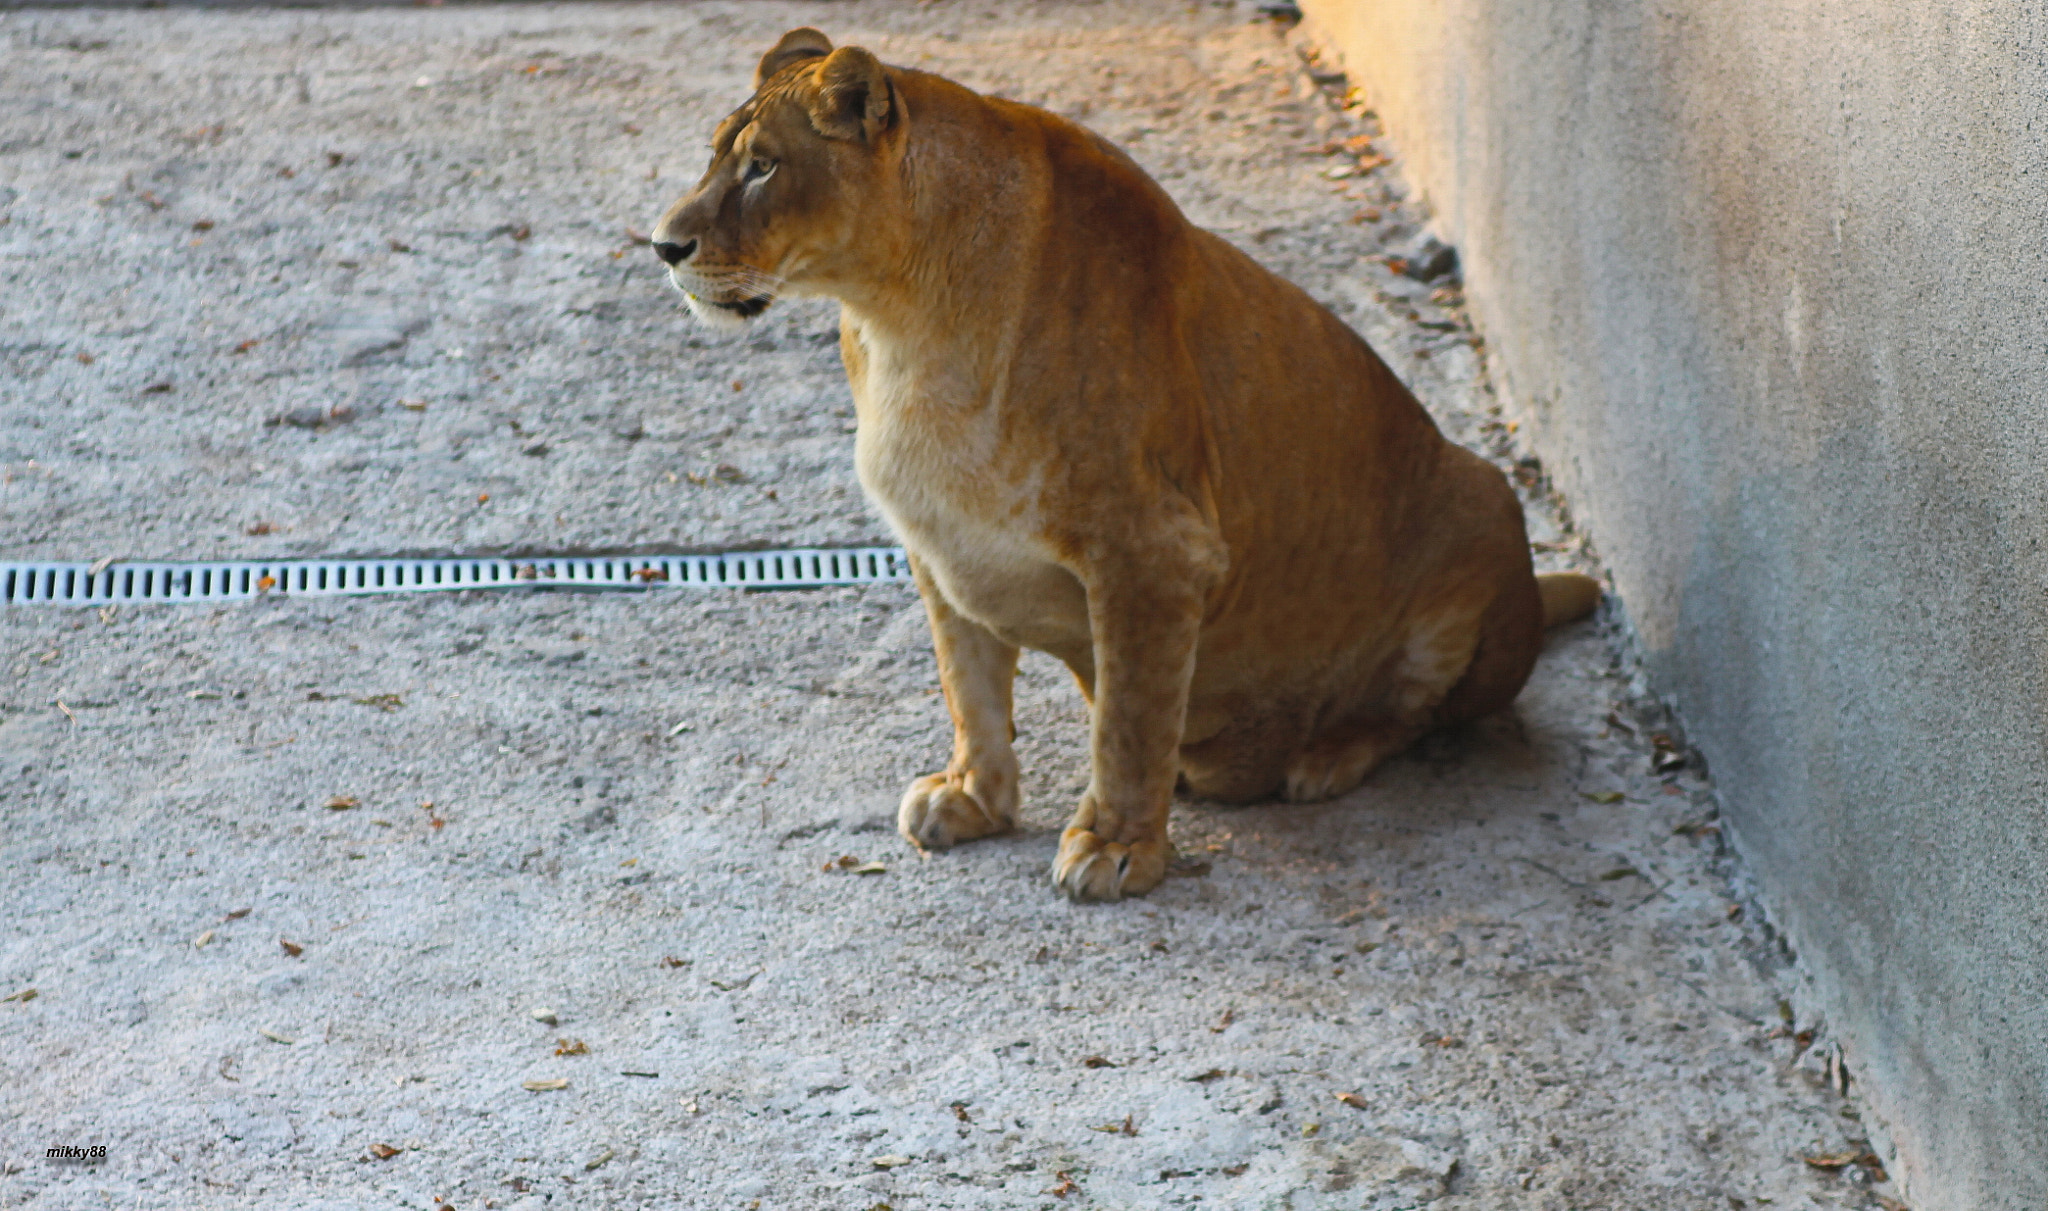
{"left": 742, "top": 157, "right": 776, "bottom": 184}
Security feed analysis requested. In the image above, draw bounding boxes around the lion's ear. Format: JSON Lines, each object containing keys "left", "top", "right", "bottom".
{"left": 754, "top": 27, "right": 833, "bottom": 90}
{"left": 807, "top": 46, "right": 896, "bottom": 142}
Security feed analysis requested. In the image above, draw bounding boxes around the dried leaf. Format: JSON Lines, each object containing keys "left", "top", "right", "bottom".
{"left": 554, "top": 1038, "right": 589, "bottom": 1056}
{"left": 224, "top": 907, "right": 252, "bottom": 920}
{"left": 1081, "top": 1055, "right": 1117, "bottom": 1069}
{"left": 950, "top": 1101, "right": 973, "bottom": 1122}
{"left": 660, "top": 956, "right": 689, "bottom": 969}
{"left": 1801, "top": 1150, "right": 1863, "bottom": 1170}
{"left": 1583, "top": 791, "right": 1625, "bottom": 805}
{"left": 280, "top": 938, "right": 303, "bottom": 957}
{"left": 367, "top": 1142, "right": 402, "bottom": 1160}
{"left": 325, "top": 795, "right": 359, "bottom": 811}
{"left": 1188, "top": 1069, "right": 1227, "bottom": 1083}
{"left": 530, "top": 1006, "right": 560, "bottom": 1025}
{"left": 850, "top": 862, "right": 888, "bottom": 875}
{"left": 353, "top": 693, "right": 404, "bottom": 712}
{"left": 1334, "top": 1091, "right": 1368, "bottom": 1109}
{"left": 1, "top": 987, "right": 37, "bottom": 1003}
{"left": 523, "top": 1078, "right": 570, "bottom": 1091}
{"left": 258, "top": 1027, "right": 294, "bottom": 1045}
{"left": 869, "top": 1154, "right": 914, "bottom": 1169}
{"left": 584, "top": 1147, "right": 614, "bottom": 1171}
{"left": 193, "top": 930, "right": 216, "bottom": 949}
{"left": 1210, "top": 1007, "right": 1235, "bottom": 1033}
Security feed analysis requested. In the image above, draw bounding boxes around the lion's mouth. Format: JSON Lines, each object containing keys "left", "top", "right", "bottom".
{"left": 704, "top": 295, "right": 772, "bottom": 319}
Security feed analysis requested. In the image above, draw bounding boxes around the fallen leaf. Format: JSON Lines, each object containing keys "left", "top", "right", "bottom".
{"left": 530, "top": 1006, "right": 559, "bottom": 1025}
{"left": 1188, "top": 1069, "right": 1227, "bottom": 1083}
{"left": 1599, "top": 865, "right": 1643, "bottom": 882}
{"left": 353, "top": 693, "right": 404, "bottom": 712}
{"left": 869, "top": 1154, "right": 914, "bottom": 1169}
{"left": 1334, "top": 1091, "right": 1368, "bottom": 1109}
{"left": 1583, "top": 791, "right": 1625, "bottom": 804}
{"left": 1211, "top": 1007, "right": 1235, "bottom": 1033}
{"left": 256, "top": 575, "right": 277, "bottom": 593}
{"left": 522, "top": 1078, "right": 570, "bottom": 1092}
{"left": 835, "top": 855, "right": 860, "bottom": 868}
{"left": 554, "top": 1038, "right": 589, "bottom": 1056}
{"left": 1081, "top": 1055, "right": 1117, "bottom": 1069}
{"left": 224, "top": 907, "right": 252, "bottom": 920}
{"left": 950, "top": 1101, "right": 973, "bottom": 1122}
{"left": 1, "top": 987, "right": 37, "bottom": 1003}
{"left": 188, "top": 690, "right": 221, "bottom": 700}
{"left": 76, "top": 350, "right": 96, "bottom": 364}
{"left": 660, "top": 956, "right": 689, "bottom": 969}
{"left": 325, "top": 796, "right": 359, "bottom": 811}
{"left": 1300, "top": 1122, "right": 1321, "bottom": 1137}
{"left": 1801, "top": 1150, "right": 1864, "bottom": 1170}
{"left": 1048, "top": 1173, "right": 1080, "bottom": 1198}
{"left": 584, "top": 1147, "right": 614, "bottom": 1170}
{"left": 193, "top": 930, "right": 215, "bottom": 949}
{"left": 258, "top": 1027, "right": 294, "bottom": 1045}
{"left": 141, "top": 381, "right": 173, "bottom": 395}
{"left": 280, "top": 938, "right": 303, "bottom": 957}
{"left": 632, "top": 566, "right": 669, "bottom": 582}
{"left": 666, "top": 721, "right": 693, "bottom": 737}
{"left": 850, "top": 861, "right": 887, "bottom": 875}
{"left": 367, "top": 1143, "right": 402, "bottom": 1160}
{"left": 1222, "top": 1163, "right": 1249, "bottom": 1176}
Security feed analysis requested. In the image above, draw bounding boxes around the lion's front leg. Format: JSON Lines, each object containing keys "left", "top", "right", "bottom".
{"left": 898, "top": 556, "right": 1022, "bottom": 850}
{"left": 1051, "top": 563, "right": 1208, "bottom": 902}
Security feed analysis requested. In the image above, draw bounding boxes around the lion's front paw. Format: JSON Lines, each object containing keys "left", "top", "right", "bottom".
{"left": 898, "top": 769, "right": 1015, "bottom": 850}
{"left": 1051, "top": 826, "right": 1169, "bottom": 902}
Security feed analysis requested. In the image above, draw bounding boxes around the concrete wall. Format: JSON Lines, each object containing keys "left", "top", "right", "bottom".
{"left": 1296, "top": 2, "right": 2048, "bottom": 1206}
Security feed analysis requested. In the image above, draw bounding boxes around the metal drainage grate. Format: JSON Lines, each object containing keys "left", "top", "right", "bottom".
{"left": 0, "top": 547, "right": 911, "bottom": 606}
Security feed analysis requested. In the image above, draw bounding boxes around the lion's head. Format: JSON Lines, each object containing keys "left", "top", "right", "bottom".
{"left": 650, "top": 28, "right": 901, "bottom": 330}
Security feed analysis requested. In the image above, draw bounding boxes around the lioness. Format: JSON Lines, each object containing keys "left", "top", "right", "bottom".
{"left": 651, "top": 29, "right": 1601, "bottom": 901}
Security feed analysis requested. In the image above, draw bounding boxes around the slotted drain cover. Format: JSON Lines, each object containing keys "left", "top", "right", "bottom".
{"left": 0, "top": 547, "right": 910, "bottom": 606}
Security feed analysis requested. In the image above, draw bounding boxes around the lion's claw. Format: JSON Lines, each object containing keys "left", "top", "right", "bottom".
{"left": 898, "top": 770, "right": 1014, "bottom": 849}
{"left": 1051, "top": 828, "right": 1168, "bottom": 901}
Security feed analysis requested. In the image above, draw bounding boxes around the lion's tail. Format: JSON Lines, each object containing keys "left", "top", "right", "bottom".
{"left": 1537, "top": 572, "right": 1602, "bottom": 628}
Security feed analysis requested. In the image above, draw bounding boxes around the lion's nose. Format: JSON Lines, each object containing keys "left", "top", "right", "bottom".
{"left": 653, "top": 238, "right": 697, "bottom": 267}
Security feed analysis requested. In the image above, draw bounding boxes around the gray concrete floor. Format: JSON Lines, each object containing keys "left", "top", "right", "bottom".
{"left": 2, "top": 3, "right": 1897, "bottom": 1208}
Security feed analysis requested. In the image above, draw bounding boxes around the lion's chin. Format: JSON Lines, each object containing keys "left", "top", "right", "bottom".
{"left": 681, "top": 291, "right": 773, "bottom": 333}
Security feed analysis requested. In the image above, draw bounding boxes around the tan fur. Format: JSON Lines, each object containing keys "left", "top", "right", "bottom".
{"left": 652, "top": 31, "right": 1602, "bottom": 900}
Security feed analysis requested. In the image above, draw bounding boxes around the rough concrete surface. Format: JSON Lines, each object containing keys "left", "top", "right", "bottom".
{"left": 1294, "top": 3, "right": 2048, "bottom": 1207}
{"left": 2, "top": 3, "right": 1895, "bottom": 1208}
